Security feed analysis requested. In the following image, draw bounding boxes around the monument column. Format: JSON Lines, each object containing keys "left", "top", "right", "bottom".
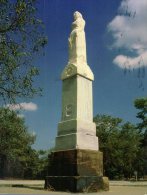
{"left": 45, "top": 11, "right": 109, "bottom": 193}
{"left": 56, "top": 11, "right": 98, "bottom": 151}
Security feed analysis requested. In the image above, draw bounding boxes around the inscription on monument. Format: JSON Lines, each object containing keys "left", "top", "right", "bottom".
{"left": 65, "top": 104, "right": 72, "bottom": 117}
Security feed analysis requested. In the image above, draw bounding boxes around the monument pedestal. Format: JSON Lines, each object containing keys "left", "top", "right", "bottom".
{"left": 45, "top": 149, "right": 109, "bottom": 192}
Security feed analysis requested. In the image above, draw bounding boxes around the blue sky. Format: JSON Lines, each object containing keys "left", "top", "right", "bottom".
{"left": 7, "top": 0, "right": 147, "bottom": 150}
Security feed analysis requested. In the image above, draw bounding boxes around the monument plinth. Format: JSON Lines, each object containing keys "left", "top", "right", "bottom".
{"left": 45, "top": 11, "right": 109, "bottom": 192}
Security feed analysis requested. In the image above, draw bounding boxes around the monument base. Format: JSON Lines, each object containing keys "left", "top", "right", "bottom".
{"left": 44, "top": 149, "right": 109, "bottom": 192}
{"left": 45, "top": 176, "right": 109, "bottom": 192}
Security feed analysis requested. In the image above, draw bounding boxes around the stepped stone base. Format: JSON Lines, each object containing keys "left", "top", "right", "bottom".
{"left": 45, "top": 176, "right": 109, "bottom": 192}
{"left": 45, "top": 149, "right": 109, "bottom": 192}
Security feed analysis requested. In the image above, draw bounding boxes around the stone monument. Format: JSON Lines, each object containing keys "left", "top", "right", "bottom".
{"left": 45, "top": 11, "right": 109, "bottom": 192}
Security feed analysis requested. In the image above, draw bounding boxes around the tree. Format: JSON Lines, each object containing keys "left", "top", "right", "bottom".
{"left": 0, "top": 107, "right": 52, "bottom": 179}
{"left": 119, "top": 122, "right": 141, "bottom": 178}
{"left": 0, "top": 107, "right": 36, "bottom": 178}
{"left": 94, "top": 115, "right": 122, "bottom": 179}
{"left": 0, "top": 0, "right": 47, "bottom": 103}
{"left": 134, "top": 97, "right": 147, "bottom": 176}
{"left": 35, "top": 150, "right": 50, "bottom": 179}
{"left": 134, "top": 97, "right": 147, "bottom": 132}
{"left": 94, "top": 114, "right": 142, "bottom": 179}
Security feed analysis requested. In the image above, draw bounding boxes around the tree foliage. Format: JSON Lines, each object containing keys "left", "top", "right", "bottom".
{"left": 0, "top": 107, "right": 36, "bottom": 178}
{"left": 134, "top": 97, "right": 147, "bottom": 176}
{"left": 0, "top": 107, "right": 35, "bottom": 156}
{"left": 0, "top": 107, "right": 51, "bottom": 178}
{"left": 35, "top": 149, "right": 50, "bottom": 179}
{"left": 94, "top": 115, "right": 142, "bottom": 179}
{"left": 0, "top": 0, "right": 47, "bottom": 103}
{"left": 134, "top": 97, "right": 147, "bottom": 132}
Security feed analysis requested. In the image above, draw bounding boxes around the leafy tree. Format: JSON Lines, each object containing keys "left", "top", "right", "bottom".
{"left": 0, "top": 107, "right": 36, "bottom": 178}
{"left": 22, "top": 149, "right": 51, "bottom": 179}
{"left": 0, "top": 0, "right": 47, "bottom": 103}
{"left": 35, "top": 150, "right": 50, "bottom": 179}
{"left": 94, "top": 115, "right": 122, "bottom": 179}
{"left": 119, "top": 122, "right": 142, "bottom": 178}
{"left": 134, "top": 97, "right": 147, "bottom": 176}
{"left": 134, "top": 97, "right": 147, "bottom": 132}
{"left": 94, "top": 115, "right": 142, "bottom": 179}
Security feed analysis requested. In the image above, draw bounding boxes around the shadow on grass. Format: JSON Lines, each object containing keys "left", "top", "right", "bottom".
{"left": 12, "top": 184, "right": 47, "bottom": 191}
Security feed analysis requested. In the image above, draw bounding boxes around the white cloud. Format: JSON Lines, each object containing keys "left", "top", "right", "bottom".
{"left": 113, "top": 51, "right": 147, "bottom": 69}
{"left": 108, "top": 0, "right": 147, "bottom": 69}
{"left": 6, "top": 102, "right": 38, "bottom": 111}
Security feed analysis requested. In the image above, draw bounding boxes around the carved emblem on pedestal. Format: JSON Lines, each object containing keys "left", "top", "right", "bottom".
{"left": 65, "top": 66, "right": 73, "bottom": 76}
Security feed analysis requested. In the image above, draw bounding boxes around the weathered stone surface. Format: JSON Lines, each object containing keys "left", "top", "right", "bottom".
{"left": 45, "top": 149, "right": 108, "bottom": 192}
{"left": 55, "top": 133, "right": 98, "bottom": 151}
{"left": 58, "top": 119, "right": 96, "bottom": 136}
{"left": 45, "top": 176, "right": 108, "bottom": 192}
{"left": 48, "top": 149, "right": 103, "bottom": 176}
{"left": 61, "top": 63, "right": 94, "bottom": 81}
{"left": 101, "top": 177, "right": 109, "bottom": 191}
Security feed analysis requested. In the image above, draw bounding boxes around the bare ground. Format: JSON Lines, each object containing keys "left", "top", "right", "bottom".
{"left": 0, "top": 180, "right": 147, "bottom": 195}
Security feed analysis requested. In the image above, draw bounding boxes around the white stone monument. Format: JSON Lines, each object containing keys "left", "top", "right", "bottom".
{"left": 55, "top": 11, "right": 99, "bottom": 151}
{"left": 45, "top": 11, "right": 109, "bottom": 192}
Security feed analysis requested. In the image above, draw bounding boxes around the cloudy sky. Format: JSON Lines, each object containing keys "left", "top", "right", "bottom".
{"left": 7, "top": 0, "right": 147, "bottom": 150}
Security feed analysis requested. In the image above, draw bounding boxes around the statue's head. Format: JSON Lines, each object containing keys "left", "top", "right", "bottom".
{"left": 74, "top": 11, "right": 82, "bottom": 20}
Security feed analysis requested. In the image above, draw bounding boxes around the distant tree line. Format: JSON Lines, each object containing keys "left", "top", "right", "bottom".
{"left": 0, "top": 97, "right": 146, "bottom": 180}
{"left": 0, "top": 107, "right": 50, "bottom": 179}
{"left": 94, "top": 97, "right": 147, "bottom": 180}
